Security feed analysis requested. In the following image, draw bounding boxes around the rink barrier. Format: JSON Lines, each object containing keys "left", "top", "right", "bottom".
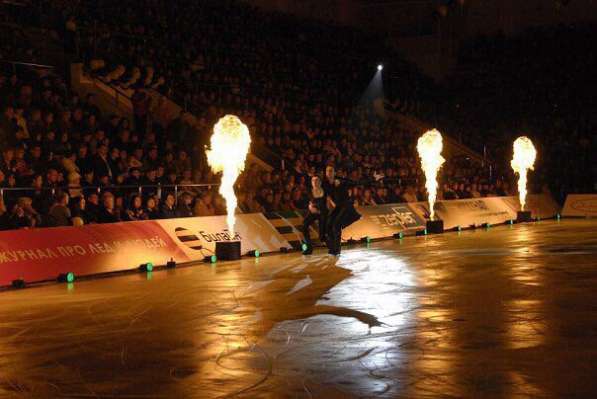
{"left": 0, "top": 213, "right": 291, "bottom": 286}
{"left": 314, "top": 193, "right": 558, "bottom": 242}
{"left": 0, "top": 194, "right": 559, "bottom": 287}
{"left": 264, "top": 211, "right": 306, "bottom": 249}
{"left": 405, "top": 193, "right": 560, "bottom": 231}
{"left": 561, "top": 194, "right": 597, "bottom": 217}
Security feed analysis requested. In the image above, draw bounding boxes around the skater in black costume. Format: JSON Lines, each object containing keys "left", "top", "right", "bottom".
{"left": 301, "top": 175, "right": 327, "bottom": 254}
{"left": 323, "top": 166, "right": 361, "bottom": 256}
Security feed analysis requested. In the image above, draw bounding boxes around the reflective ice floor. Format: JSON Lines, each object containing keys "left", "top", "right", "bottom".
{"left": 1, "top": 220, "right": 596, "bottom": 398}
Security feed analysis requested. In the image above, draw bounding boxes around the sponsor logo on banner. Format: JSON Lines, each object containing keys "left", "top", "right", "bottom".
{"left": 342, "top": 203, "right": 425, "bottom": 240}
{"left": 562, "top": 194, "right": 597, "bottom": 217}
{"left": 175, "top": 227, "right": 242, "bottom": 251}
{"left": 571, "top": 199, "right": 597, "bottom": 213}
{"left": 367, "top": 205, "right": 424, "bottom": 230}
{"left": 158, "top": 214, "right": 291, "bottom": 260}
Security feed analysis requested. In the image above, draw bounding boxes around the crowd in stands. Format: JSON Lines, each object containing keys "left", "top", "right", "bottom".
{"left": 1, "top": 0, "right": 592, "bottom": 231}
{"left": 0, "top": 65, "right": 233, "bottom": 230}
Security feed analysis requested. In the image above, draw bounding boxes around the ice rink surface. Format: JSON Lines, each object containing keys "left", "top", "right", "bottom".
{"left": 1, "top": 220, "right": 596, "bottom": 398}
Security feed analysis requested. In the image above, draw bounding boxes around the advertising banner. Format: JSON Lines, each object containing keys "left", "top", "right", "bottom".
{"left": 0, "top": 221, "right": 190, "bottom": 286}
{"left": 500, "top": 194, "right": 560, "bottom": 219}
{"left": 0, "top": 195, "right": 559, "bottom": 286}
{"left": 0, "top": 214, "right": 291, "bottom": 286}
{"left": 410, "top": 197, "right": 515, "bottom": 230}
{"left": 342, "top": 203, "right": 426, "bottom": 240}
{"left": 264, "top": 211, "right": 306, "bottom": 249}
{"left": 562, "top": 194, "right": 597, "bottom": 217}
{"left": 157, "top": 213, "right": 292, "bottom": 260}
{"left": 410, "top": 194, "right": 559, "bottom": 230}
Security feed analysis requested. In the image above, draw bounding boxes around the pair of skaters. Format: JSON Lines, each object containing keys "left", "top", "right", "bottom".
{"left": 302, "top": 166, "right": 360, "bottom": 255}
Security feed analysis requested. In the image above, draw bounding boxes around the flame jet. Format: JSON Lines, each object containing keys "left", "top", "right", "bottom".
{"left": 206, "top": 115, "right": 251, "bottom": 235}
{"left": 511, "top": 136, "right": 537, "bottom": 211}
{"left": 417, "top": 129, "right": 446, "bottom": 220}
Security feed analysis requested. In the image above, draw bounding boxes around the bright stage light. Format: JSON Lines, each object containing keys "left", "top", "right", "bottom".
{"left": 377, "top": 64, "right": 383, "bottom": 71}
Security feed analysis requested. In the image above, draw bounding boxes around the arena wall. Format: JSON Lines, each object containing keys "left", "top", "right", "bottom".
{"left": 0, "top": 194, "right": 559, "bottom": 286}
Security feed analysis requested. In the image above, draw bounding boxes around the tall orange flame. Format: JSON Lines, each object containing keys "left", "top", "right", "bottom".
{"left": 511, "top": 136, "right": 537, "bottom": 211}
{"left": 206, "top": 115, "right": 251, "bottom": 235}
{"left": 417, "top": 129, "right": 445, "bottom": 220}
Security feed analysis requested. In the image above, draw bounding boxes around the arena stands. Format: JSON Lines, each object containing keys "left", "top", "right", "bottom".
{"left": 0, "top": 0, "right": 592, "bottom": 231}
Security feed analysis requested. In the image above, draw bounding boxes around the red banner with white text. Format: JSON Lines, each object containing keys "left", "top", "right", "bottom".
{"left": 0, "top": 221, "right": 190, "bottom": 286}
{"left": 0, "top": 213, "right": 292, "bottom": 286}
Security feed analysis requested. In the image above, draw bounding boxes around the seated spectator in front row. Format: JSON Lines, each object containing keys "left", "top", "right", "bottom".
{"left": 443, "top": 183, "right": 458, "bottom": 200}
{"left": 194, "top": 192, "right": 216, "bottom": 216}
{"left": 86, "top": 193, "right": 100, "bottom": 221}
{"left": 176, "top": 192, "right": 194, "bottom": 218}
{"left": 98, "top": 192, "right": 121, "bottom": 223}
{"left": 48, "top": 193, "right": 71, "bottom": 226}
{"left": 71, "top": 196, "right": 93, "bottom": 224}
{"left": 160, "top": 193, "right": 176, "bottom": 219}
{"left": 0, "top": 197, "right": 7, "bottom": 230}
{"left": 9, "top": 197, "right": 41, "bottom": 229}
{"left": 9, "top": 204, "right": 32, "bottom": 229}
{"left": 145, "top": 197, "right": 160, "bottom": 219}
{"left": 124, "top": 195, "right": 148, "bottom": 221}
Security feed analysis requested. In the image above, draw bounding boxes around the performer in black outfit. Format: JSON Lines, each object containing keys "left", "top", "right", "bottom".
{"left": 323, "top": 166, "right": 361, "bottom": 255}
{"left": 301, "top": 176, "right": 327, "bottom": 254}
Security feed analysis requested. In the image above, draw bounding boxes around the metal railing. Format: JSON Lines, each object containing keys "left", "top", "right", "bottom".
{"left": 0, "top": 183, "right": 219, "bottom": 205}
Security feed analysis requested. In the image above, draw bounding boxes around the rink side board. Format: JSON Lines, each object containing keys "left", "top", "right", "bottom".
{"left": 410, "top": 193, "right": 559, "bottom": 230}
{"left": 0, "top": 214, "right": 291, "bottom": 286}
{"left": 0, "top": 221, "right": 191, "bottom": 286}
{"left": 0, "top": 195, "right": 558, "bottom": 286}
{"left": 156, "top": 213, "right": 292, "bottom": 261}
{"left": 342, "top": 203, "right": 425, "bottom": 241}
{"left": 562, "top": 194, "right": 597, "bottom": 217}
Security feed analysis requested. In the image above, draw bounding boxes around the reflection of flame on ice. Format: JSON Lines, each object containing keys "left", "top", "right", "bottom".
{"left": 417, "top": 129, "right": 445, "bottom": 220}
{"left": 206, "top": 115, "right": 251, "bottom": 235}
{"left": 511, "top": 136, "right": 536, "bottom": 211}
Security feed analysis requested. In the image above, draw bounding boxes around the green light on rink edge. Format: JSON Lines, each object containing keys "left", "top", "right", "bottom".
{"left": 66, "top": 272, "right": 75, "bottom": 283}
{"left": 301, "top": 243, "right": 308, "bottom": 252}
{"left": 146, "top": 262, "right": 154, "bottom": 272}
{"left": 210, "top": 255, "right": 217, "bottom": 263}
{"left": 255, "top": 250, "right": 260, "bottom": 258}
